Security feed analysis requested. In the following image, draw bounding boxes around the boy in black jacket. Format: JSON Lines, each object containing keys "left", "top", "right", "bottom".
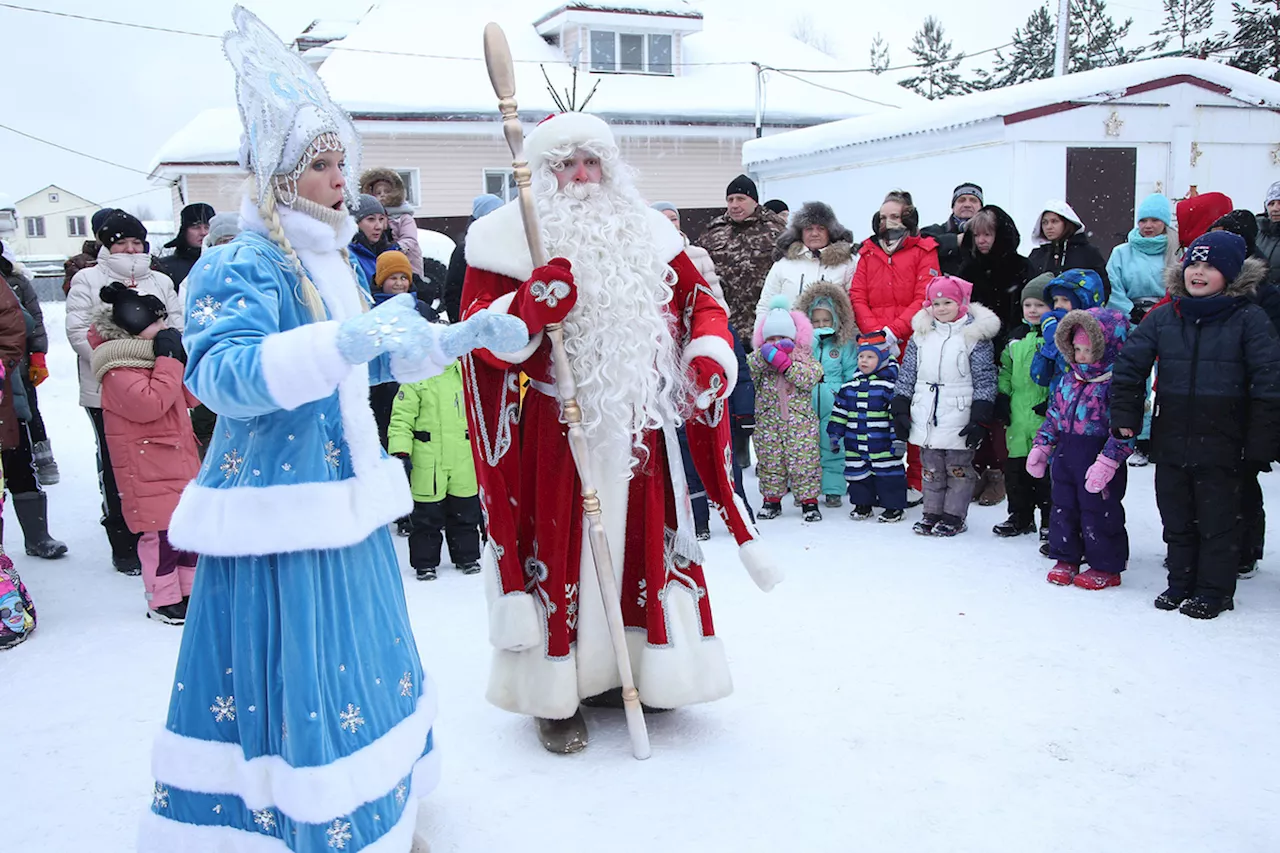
{"left": 1112, "top": 232, "right": 1280, "bottom": 619}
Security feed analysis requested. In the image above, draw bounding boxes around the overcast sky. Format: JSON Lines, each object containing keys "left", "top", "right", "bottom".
{"left": 3, "top": 0, "right": 1176, "bottom": 218}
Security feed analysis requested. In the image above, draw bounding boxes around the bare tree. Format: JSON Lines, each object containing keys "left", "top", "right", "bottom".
{"left": 790, "top": 13, "right": 836, "bottom": 58}
{"left": 129, "top": 204, "right": 156, "bottom": 221}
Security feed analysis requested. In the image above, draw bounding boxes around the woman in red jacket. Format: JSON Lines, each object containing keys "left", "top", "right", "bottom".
{"left": 850, "top": 190, "right": 940, "bottom": 495}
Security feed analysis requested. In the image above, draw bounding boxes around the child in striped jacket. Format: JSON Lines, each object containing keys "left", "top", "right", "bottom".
{"left": 827, "top": 332, "right": 907, "bottom": 522}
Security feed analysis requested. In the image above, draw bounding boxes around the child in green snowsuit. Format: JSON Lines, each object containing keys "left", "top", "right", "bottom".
{"left": 388, "top": 361, "right": 482, "bottom": 581}
{"left": 795, "top": 281, "right": 861, "bottom": 508}
{"left": 993, "top": 274, "right": 1053, "bottom": 538}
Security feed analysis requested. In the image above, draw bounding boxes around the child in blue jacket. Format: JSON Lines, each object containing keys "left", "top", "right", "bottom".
{"left": 1030, "top": 268, "right": 1106, "bottom": 393}
{"left": 827, "top": 332, "right": 906, "bottom": 522}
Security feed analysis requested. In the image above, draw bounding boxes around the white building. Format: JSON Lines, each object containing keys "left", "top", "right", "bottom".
{"left": 742, "top": 58, "right": 1280, "bottom": 256}
{"left": 149, "top": 0, "right": 923, "bottom": 240}
{"left": 7, "top": 184, "right": 98, "bottom": 262}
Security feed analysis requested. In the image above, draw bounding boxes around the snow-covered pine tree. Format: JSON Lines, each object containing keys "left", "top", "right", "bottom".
{"left": 1070, "top": 0, "right": 1135, "bottom": 70}
{"left": 1150, "top": 0, "right": 1217, "bottom": 52}
{"left": 1230, "top": 0, "right": 1280, "bottom": 79}
{"left": 870, "top": 33, "right": 890, "bottom": 74}
{"left": 984, "top": 4, "right": 1057, "bottom": 89}
{"left": 900, "top": 16, "right": 969, "bottom": 100}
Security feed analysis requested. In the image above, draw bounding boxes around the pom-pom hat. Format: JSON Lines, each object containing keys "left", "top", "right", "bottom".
{"left": 925, "top": 275, "right": 973, "bottom": 318}
{"left": 760, "top": 294, "right": 798, "bottom": 340}
{"left": 99, "top": 282, "right": 167, "bottom": 336}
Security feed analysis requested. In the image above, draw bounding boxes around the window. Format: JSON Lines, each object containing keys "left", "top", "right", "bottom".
{"left": 25, "top": 216, "right": 45, "bottom": 238}
{"left": 67, "top": 216, "right": 87, "bottom": 237}
{"left": 483, "top": 169, "right": 518, "bottom": 202}
{"left": 47, "top": 192, "right": 59, "bottom": 203}
{"left": 395, "top": 169, "right": 420, "bottom": 206}
{"left": 589, "top": 30, "right": 674, "bottom": 75}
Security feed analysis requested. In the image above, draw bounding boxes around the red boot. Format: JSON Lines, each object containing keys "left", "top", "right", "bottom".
{"left": 1073, "top": 568, "right": 1121, "bottom": 590}
{"left": 1046, "top": 561, "right": 1079, "bottom": 585}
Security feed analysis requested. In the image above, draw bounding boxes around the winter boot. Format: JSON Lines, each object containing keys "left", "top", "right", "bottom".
{"left": 1046, "top": 561, "right": 1079, "bottom": 585}
{"left": 977, "top": 470, "right": 1006, "bottom": 506}
{"left": 1180, "top": 594, "right": 1234, "bottom": 620}
{"left": 113, "top": 555, "right": 142, "bottom": 576}
{"left": 849, "top": 505, "right": 874, "bottom": 521}
{"left": 456, "top": 561, "right": 481, "bottom": 575}
{"left": 824, "top": 494, "right": 844, "bottom": 509}
{"left": 1039, "top": 541, "right": 1052, "bottom": 557}
{"left": 396, "top": 516, "right": 412, "bottom": 537}
{"left": 879, "top": 508, "right": 905, "bottom": 523}
{"left": 1073, "top": 568, "right": 1121, "bottom": 590}
{"left": 906, "top": 488, "right": 924, "bottom": 508}
{"left": 1238, "top": 561, "right": 1259, "bottom": 579}
{"left": 932, "top": 516, "right": 967, "bottom": 537}
{"left": 1126, "top": 449, "right": 1149, "bottom": 467}
{"left": 1154, "top": 587, "right": 1191, "bottom": 611}
{"left": 31, "top": 440, "right": 59, "bottom": 486}
{"left": 147, "top": 599, "right": 188, "bottom": 625}
{"left": 970, "top": 469, "right": 988, "bottom": 504}
{"left": 696, "top": 525, "right": 711, "bottom": 541}
{"left": 536, "top": 709, "right": 588, "bottom": 754}
{"left": 415, "top": 566, "right": 438, "bottom": 581}
{"left": 732, "top": 431, "right": 752, "bottom": 470}
{"left": 801, "top": 501, "right": 822, "bottom": 522}
{"left": 913, "top": 514, "right": 941, "bottom": 536}
{"left": 757, "top": 500, "right": 782, "bottom": 520}
{"left": 13, "top": 493, "right": 67, "bottom": 559}
{"left": 992, "top": 514, "right": 1036, "bottom": 537}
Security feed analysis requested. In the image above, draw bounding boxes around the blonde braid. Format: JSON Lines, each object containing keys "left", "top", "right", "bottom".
{"left": 259, "top": 191, "right": 327, "bottom": 322}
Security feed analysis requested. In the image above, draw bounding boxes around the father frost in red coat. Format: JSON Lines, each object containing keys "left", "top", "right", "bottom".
{"left": 460, "top": 112, "right": 781, "bottom": 753}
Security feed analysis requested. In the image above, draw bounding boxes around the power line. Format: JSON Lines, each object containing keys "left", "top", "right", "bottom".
{"left": 0, "top": 122, "right": 173, "bottom": 184}
{"left": 761, "top": 67, "right": 906, "bottom": 109}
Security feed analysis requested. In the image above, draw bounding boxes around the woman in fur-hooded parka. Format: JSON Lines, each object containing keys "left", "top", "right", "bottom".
{"left": 755, "top": 201, "right": 857, "bottom": 323}
{"left": 794, "top": 281, "right": 860, "bottom": 498}
{"left": 359, "top": 167, "right": 423, "bottom": 275}
{"left": 749, "top": 306, "right": 824, "bottom": 503}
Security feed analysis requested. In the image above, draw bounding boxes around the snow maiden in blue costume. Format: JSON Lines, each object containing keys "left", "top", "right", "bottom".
{"left": 139, "top": 9, "right": 526, "bottom": 852}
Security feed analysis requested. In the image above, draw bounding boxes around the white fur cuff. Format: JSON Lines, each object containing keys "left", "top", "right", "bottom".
{"left": 261, "top": 321, "right": 351, "bottom": 411}
{"left": 740, "top": 539, "right": 783, "bottom": 592}
{"left": 489, "top": 593, "right": 542, "bottom": 651}
{"left": 682, "top": 334, "right": 738, "bottom": 398}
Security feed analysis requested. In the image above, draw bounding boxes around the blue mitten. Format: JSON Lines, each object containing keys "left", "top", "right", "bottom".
{"left": 335, "top": 293, "right": 420, "bottom": 365}
{"left": 439, "top": 309, "right": 529, "bottom": 359}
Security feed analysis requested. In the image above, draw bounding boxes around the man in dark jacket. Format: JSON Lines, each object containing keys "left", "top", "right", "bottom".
{"left": 157, "top": 202, "right": 215, "bottom": 287}
{"left": 445, "top": 194, "right": 504, "bottom": 323}
{"left": 922, "top": 182, "right": 983, "bottom": 276}
{"left": 1255, "top": 180, "right": 1280, "bottom": 286}
{"left": 1112, "top": 232, "right": 1280, "bottom": 619}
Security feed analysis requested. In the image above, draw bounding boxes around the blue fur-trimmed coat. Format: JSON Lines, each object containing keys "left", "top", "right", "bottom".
{"left": 827, "top": 361, "right": 902, "bottom": 481}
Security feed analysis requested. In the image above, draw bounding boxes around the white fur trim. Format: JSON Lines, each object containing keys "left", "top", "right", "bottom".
{"left": 739, "top": 538, "right": 783, "bottom": 592}
{"left": 240, "top": 196, "right": 358, "bottom": 258}
{"left": 138, "top": 750, "right": 440, "bottom": 853}
{"left": 150, "top": 686, "right": 436, "bottom": 825}
{"left": 681, "top": 334, "right": 738, "bottom": 400}
{"left": 481, "top": 291, "right": 542, "bottom": 364}
{"left": 390, "top": 352, "right": 446, "bottom": 384}
{"left": 466, "top": 203, "right": 685, "bottom": 282}
{"left": 488, "top": 592, "right": 542, "bottom": 652}
{"left": 1029, "top": 199, "right": 1086, "bottom": 245}
{"left": 260, "top": 321, "right": 352, "bottom": 411}
{"left": 524, "top": 112, "right": 616, "bottom": 168}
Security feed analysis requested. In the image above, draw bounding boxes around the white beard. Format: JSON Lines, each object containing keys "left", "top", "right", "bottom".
{"left": 536, "top": 181, "right": 691, "bottom": 468}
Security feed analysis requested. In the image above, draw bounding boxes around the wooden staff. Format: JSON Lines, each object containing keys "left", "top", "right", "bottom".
{"left": 482, "top": 22, "right": 651, "bottom": 761}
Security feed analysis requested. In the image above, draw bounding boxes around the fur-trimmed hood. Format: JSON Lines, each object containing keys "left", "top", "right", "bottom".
{"left": 774, "top": 201, "right": 854, "bottom": 261}
{"left": 910, "top": 300, "right": 1000, "bottom": 341}
{"left": 1055, "top": 307, "right": 1129, "bottom": 372}
{"left": 781, "top": 240, "right": 855, "bottom": 266}
{"left": 359, "top": 167, "right": 407, "bottom": 211}
{"left": 793, "top": 280, "right": 858, "bottom": 346}
{"left": 1166, "top": 255, "right": 1267, "bottom": 300}
{"left": 90, "top": 304, "right": 137, "bottom": 342}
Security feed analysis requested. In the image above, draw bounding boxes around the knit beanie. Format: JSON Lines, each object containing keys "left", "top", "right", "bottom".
{"left": 352, "top": 193, "right": 386, "bottom": 222}
{"left": 90, "top": 208, "right": 117, "bottom": 236}
{"left": 760, "top": 295, "right": 797, "bottom": 340}
{"left": 99, "top": 282, "right": 166, "bottom": 335}
{"left": 952, "top": 182, "right": 984, "bottom": 206}
{"left": 1135, "top": 192, "right": 1172, "bottom": 226}
{"left": 375, "top": 250, "right": 414, "bottom": 288}
{"left": 1022, "top": 273, "right": 1055, "bottom": 305}
{"left": 1210, "top": 210, "right": 1258, "bottom": 256}
{"left": 857, "top": 331, "right": 890, "bottom": 369}
{"left": 203, "top": 212, "right": 240, "bottom": 248}
{"left": 165, "top": 202, "right": 217, "bottom": 248}
{"left": 1071, "top": 325, "right": 1092, "bottom": 348}
{"left": 726, "top": 174, "right": 759, "bottom": 202}
{"left": 1267, "top": 181, "right": 1280, "bottom": 207}
{"left": 472, "top": 194, "right": 504, "bottom": 220}
{"left": 924, "top": 275, "right": 973, "bottom": 318}
{"left": 1175, "top": 192, "right": 1233, "bottom": 248}
{"left": 96, "top": 210, "right": 147, "bottom": 247}
{"left": 650, "top": 201, "right": 678, "bottom": 214}
{"left": 1183, "top": 231, "right": 1247, "bottom": 284}
{"left": 763, "top": 199, "right": 789, "bottom": 215}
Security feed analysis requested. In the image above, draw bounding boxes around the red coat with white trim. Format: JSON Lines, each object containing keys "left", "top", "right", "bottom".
{"left": 459, "top": 202, "right": 778, "bottom": 719}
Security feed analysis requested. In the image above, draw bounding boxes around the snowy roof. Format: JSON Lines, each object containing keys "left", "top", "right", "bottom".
{"left": 534, "top": 1, "right": 702, "bottom": 20}
{"left": 152, "top": 108, "right": 243, "bottom": 166}
{"left": 744, "top": 58, "right": 1280, "bottom": 168}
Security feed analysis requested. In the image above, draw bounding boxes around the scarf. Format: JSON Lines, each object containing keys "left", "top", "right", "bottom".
{"left": 91, "top": 337, "right": 157, "bottom": 381}
{"left": 100, "top": 252, "right": 154, "bottom": 282}
{"left": 878, "top": 227, "right": 907, "bottom": 255}
{"left": 288, "top": 195, "right": 353, "bottom": 236}
{"left": 1173, "top": 293, "right": 1245, "bottom": 323}
{"left": 1127, "top": 228, "right": 1168, "bottom": 256}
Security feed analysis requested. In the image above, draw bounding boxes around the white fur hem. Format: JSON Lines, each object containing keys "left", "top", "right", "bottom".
{"left": 150, "top": 687, "right": 437, "bottom": 824}
{"left": 168, "top": 456, "right": 412, "bottom": 556}
{"left": 740, "top": 538, "right": 783, "bottom": 592}
{"left": 260, "top": 321, "right": 351, "bottom": 411}
{"left": 138, "top": 750, "right": 440, "bottom": 853}
{"left": 483, "top": 291, "right": 542, "bottom": 364}
{"left": 489, "top": 592, "right": 542, "bottom": 652}
{"left": 681, "top": 334, "right": 738, "bottom": 399}
{"left": 390, "top": 352, "right": 446, "bottom": 384}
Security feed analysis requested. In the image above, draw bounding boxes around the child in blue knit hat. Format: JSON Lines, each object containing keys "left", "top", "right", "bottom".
{"left": 827, "top": 331, "right": 906, "bottom": 522}
{"left": 1030, "top": 268, "right": 1106, "bottom": 393}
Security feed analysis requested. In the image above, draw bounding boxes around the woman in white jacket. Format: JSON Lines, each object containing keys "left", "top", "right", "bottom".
{"left": 65, "top": 210, "right": 183, "bottom": 574}
{"left": 755, "top": 201, "right": 856, "bottom": 325}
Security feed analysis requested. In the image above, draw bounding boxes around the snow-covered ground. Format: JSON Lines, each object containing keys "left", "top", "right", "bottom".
{"left": 12, "top": 303, "right": 1280, "bottom": 852}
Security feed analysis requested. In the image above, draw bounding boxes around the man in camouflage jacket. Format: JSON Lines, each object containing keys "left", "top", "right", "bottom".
{"left": 696, "top": 175, "right": 787, "bottom": 346}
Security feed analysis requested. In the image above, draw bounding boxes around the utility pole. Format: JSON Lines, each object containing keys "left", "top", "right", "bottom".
{"left": 1055, "top": 0, "right": 1070, "bottom": 76}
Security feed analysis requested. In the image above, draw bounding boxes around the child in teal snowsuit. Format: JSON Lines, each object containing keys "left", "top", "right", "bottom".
{"left": 795, "top": 281, "right": 860, "bottom": 508}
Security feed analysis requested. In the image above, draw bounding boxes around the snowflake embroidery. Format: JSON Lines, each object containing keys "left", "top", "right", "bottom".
{"left": 252, "top": 808, "right": 277, "bottom": 833}
{"left": 636, "top": 577, "right": 647, "bottom": 609}
{"left": 395, "top": 782, "right": 408, "bottom": 805}
{"left": 326, "top": 819, "right": 353, "bottom": 849}
{"left": 564, "top": 583, "right": 579, "bottom": 630}
{"left": 323, "top": 440, "right": 342, "bottom": 469}
{"left": 190, "top": 295, "right": 223, "bottom": 327}
{"left": 339, "top": 704, "right": 365, "bottom": 734}
{"left": 210, "top": 695, "right": 236, "bottom": 722}
{"left": 220, "top": 450, "right": 244, "bottom": 479}
{"left": 238, "top": 297, "right": 247, "bottom": 309}
{"left": 399, "top": 672, "right": 413, "bottom": 698}
{"left": 152, "top": 783, "right": 169, "bottom": 809}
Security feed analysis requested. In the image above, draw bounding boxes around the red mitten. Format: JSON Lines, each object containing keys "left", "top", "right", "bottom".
{"left": 513, "top": 257, "right": 577, "bottom": 330}
{"left": 27, "top": 352, "right": 48, "bottom": 386}
{"left": 689, "top": 355, "right": 728, "bottom": 410}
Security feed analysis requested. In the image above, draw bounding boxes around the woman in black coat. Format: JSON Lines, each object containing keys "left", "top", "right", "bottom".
{"left": 1026, "top": 201, "right": 1110, "bottom": 302}
{"left": 958, "top": 204, "right": 1030, "bottom": 333}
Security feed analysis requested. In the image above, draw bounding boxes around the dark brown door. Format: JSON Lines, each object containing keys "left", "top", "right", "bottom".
{"left": 1065, "top": 147, "right": 1137, "bottom": 257}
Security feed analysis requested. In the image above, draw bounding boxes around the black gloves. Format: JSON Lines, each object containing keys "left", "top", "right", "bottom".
{"left": 1033, "top": 400, "right": 1049, "bottom": 418}
{"left": 152, "top": 328, "right": 187, "bottom": 365}
{"left": 994, "top": 393, "right": 1012, "bottom": 426}
{"left": 959, "top": 422, "right": 987, "bottom": 450}
{"left": 890, "top": 395, "right": 911, "bottom": 443}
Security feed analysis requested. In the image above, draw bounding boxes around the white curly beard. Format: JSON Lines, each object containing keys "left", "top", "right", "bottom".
{"left": 534, "top": 167, "right": 691, "bottom": 468}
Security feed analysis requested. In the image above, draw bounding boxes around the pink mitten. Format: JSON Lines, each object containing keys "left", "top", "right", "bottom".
{"left": 1084, "top": 454, "right": 1120, "bottom": 494}
{"left": 1026, "top": 445, "right": 1051, "bottom": 479}
{"left": 760, "top": 341, "right": 793, "bottom": 372}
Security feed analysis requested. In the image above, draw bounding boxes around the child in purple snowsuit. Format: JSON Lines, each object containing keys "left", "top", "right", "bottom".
{"left": 1026, "top": 307, "right": 1133, "bottom": 589}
